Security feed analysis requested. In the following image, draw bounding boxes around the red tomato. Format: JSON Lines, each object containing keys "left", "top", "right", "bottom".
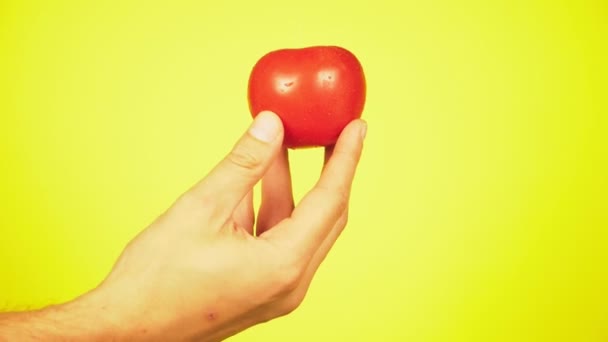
{"left": 247, "top": 46, "right": 366, "bottom": 148}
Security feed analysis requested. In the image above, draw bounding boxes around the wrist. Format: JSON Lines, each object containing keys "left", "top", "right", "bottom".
{"left": 75, "top": 283, "right": 161, "bottom": 342}
{"left": 58, "top": 289, "right": 127, "bottom": 341}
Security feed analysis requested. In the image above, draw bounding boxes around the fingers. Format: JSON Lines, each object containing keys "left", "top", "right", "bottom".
{"left": 233, "top": 190, "right": 254, "bottom": 234}
{"left": 293, "top": 209, "right": 349, "bottom": 294}
{"left": 182, "top": 111, "right": 284, "bottom": 226}
{"left": 262, "top": 119, "right": 366, "bottom": 262}
{"left": 257, "top": 148, "right": 295, "bottom": 236}
{"left": 296, "top": 140, "right": 359, "bottom": 282}
{"left": 323, "top": 144, "right": 334, "bottom": 170}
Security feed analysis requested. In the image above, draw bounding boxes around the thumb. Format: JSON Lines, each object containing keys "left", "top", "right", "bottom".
{"left": 185, "top": 111, "right": 284, "bottom": 223}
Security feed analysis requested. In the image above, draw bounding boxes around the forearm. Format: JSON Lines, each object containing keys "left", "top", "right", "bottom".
{"left": 0, "top": 286, "right": 234, "bottom": 342}
{"left": 0, "top": 292, "right": 123, "bottom": 342}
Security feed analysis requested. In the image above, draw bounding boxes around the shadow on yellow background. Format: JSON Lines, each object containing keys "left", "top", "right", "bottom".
{"left": 1, "top": 1, "right": 607, "bottom": 341}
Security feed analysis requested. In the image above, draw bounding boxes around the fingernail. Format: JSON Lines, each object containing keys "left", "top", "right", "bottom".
{"left": 360, "top": 121, "right": 368, "bottom": 140}
{"left": 249, "top": 111, "right": 280, "bottom": 143}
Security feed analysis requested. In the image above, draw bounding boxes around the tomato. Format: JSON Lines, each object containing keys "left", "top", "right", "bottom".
{"left": 247, "top": 46, "right": 366, "bottom": 148}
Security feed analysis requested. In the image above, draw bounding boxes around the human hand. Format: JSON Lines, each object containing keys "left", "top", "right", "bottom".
{"left": 84, "top": 111, "right": 367, "bottom": 341}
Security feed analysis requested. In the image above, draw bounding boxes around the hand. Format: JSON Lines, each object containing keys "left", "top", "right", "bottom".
{"left": 82, "top": 111, "right": 366, "bottom": 341}
{"left": 0, "top": 111, "right": 366, "bottom": 341}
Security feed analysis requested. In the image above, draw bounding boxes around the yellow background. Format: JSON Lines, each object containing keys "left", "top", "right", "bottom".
{"left": 1, "top": 1, "right": 607, "bottom": 341}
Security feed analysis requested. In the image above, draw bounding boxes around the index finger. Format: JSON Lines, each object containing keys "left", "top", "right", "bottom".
{"left": 262, "top": 119, "right": 367, "bottom": 261}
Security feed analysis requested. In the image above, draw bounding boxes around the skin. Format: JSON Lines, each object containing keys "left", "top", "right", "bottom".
{"left": 0, "top": 111, "right": 367, "bottom": 341}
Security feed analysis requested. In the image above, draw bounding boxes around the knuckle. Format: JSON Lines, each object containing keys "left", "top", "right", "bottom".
{"left": 171, "top": 191, "right": 216, "bottom": 223}
{"left": 335, "top": 190, "right": 349, "bottom": 212}
{"left": 227, "top": 144, "right": 263, "bottom": 172}
{"left": 322, "top": 186, "right": 348, "bottom": 214}
{"left": 279, "top": 291, "right": 306, "bottom": 316}
{"left": 177, "top": 191, "right": 215, "bottom": 215}
{"left": 339, "top": 211, "right": 349, "bottom": 227}
{"left": 274, "top": 260, "right": 303, "bottom": 294}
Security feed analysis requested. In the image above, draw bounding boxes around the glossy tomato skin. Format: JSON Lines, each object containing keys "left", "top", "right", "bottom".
{"left": 247, "top": 46, "right": 366, "bottom": 148}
